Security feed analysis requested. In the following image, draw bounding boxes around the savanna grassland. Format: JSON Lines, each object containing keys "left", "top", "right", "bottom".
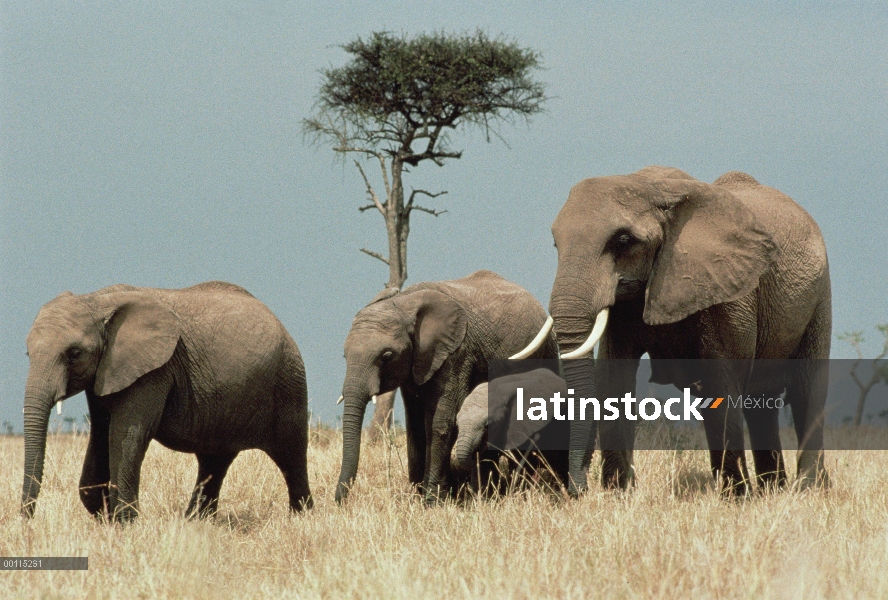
{"left": 1, "top": 429, "right": 886, "bottom": 599}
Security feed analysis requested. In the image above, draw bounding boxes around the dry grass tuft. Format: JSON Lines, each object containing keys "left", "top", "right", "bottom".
{"left": 1, "top": 432, "right": 886, "bottom": 599}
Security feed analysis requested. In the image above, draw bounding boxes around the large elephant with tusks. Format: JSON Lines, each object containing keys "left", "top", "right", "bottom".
{"left": 519, "top": 166, "right": 831, "bottom": 495}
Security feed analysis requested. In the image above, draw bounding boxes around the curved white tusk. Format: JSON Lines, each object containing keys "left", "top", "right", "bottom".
{"left": 509, "top": 316, "right": 554, "bottom": 359}
{"left": 560, "top": 308, "right": 609, "bottom": 359}
{"left": 371, "top": 395, "right": 377, "bottom": 405}
{"left": 337, "top": 395, "right": 344, "bottom": 405}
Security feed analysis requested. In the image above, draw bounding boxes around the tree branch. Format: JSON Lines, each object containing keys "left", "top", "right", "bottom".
{"left": 402, "top": 150, "right": 463, "bottom": 167}
{"left": 360, "top": 248, "right": 389, "bottom": 265}
{"left": 411, "top": 205, "right": 448, "bottom": 217}
{"left": 377, "top": 154, "right": 391, "bottom": 198}
{"left": 406, "top": 188, "right": 448, "bottom": 209}
{"left": 353, "top": 161, "right": 386, "bottom": 216}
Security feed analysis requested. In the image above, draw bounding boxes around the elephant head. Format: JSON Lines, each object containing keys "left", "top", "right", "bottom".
{"left": 22, "top": 289, "right": 180, "bottom": 517}
{"left": 336, "top": 288, "right": 467, "bottom": 502}
{"left": 547, "top": 165, "right": 776, "bottom": 351}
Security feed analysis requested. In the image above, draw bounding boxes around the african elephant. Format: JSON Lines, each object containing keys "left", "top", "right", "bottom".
{"left": 335, "top": 270, "right": 558, "bottom": 503}
{"left": 450, "top": 371, "right": 572, "bottom": 492}
{"left": 22, "top": 281, "right": 312, "bottom": 521}
{"left": 522, "top": 166, "right": 831, "bottom": 494}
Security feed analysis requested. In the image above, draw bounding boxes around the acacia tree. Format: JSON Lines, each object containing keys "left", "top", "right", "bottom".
{"left": 839, "top": 324, "right": 888, "bottom": 427}
{"left": 305, "top": 31, "right": 546, "bottom": 435}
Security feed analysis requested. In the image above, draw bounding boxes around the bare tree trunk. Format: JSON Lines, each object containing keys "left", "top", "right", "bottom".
{"left": 369, "top": 158, "right": 406, "bottom": 441}
{"left": 382, "top": 158, "right": 405, "bottom": 288}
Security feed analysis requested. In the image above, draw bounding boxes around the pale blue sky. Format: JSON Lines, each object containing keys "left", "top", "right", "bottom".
{"left": 2, "top": 1, "right": 886, "bottom": 429}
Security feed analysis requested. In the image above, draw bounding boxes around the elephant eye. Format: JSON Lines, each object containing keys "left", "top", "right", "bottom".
{"left": 66, "top": 347, "right": 83, "bottom": 362}
{"left": 381, "top": 350, "right": 394, "bottom": 363}
{"left": 609, "top": 230, "right": 636, "bottom": 254}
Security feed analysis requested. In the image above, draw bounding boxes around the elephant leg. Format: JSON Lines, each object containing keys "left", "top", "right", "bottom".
{"left": 422, "top": 402, "right": 456, "bottom": 503}
{"left": 186, "top": 453, "right": 238, "bottom": 519}
{"left": 744, "top": 389, "right": 786, "bottom": 491}
{"left": 597, "top": 343, "right": 641, "bottom": 490}
{"left": 787, "top": 304, "right": 831, "bottom": 488}
{"left": 696, "top": 307, "right": 757, "bottom": 496}
{"left": 403, "top": 392, "right": 426, "bottom": 489}
{"left": 700, "top": 384, "right": 750, "bottom": 496}
{"left": 267, "top": 440, "right": 313, "bottom": 512}
{"left": 79, "top": 396, "right": 111, "bottom": 518}
{"left": 786, "top": 361, "right": 829, "bottom": 488}
{"left": 107, "top": 372, "right": 170, "bottom": 522}
{"left": 268, "top": 355, "right": 312, "bottom": 511}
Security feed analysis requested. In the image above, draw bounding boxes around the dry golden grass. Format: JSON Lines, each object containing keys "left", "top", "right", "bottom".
{"left": 1, "top": 430, "right": 886, "bottom": 599}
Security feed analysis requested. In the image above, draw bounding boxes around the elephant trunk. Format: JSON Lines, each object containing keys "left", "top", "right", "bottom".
{"left": 335, "top": 386, "right": 371, "bottom": 504}
{"left": 21, "top": 365, "right": 63, "bottom": 518}
{"left": 549, "top": 260, "right": 615, "bottom": 349}
{"left": 549, "top": 284, "right": 611, "bottom": 496}
{"left": 451, "top": 430, "right": 482, "bottom": 473}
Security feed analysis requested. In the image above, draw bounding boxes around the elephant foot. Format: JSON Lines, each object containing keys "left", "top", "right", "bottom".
{"left": 423, "top": 482, "right": 451, "bottom": 507}
{"left": 601, "top": 465, "right": 635, "bottom": 491}
{"left": 185, "top": 501, "right": 219, "bottom": 521}
{"left": 716, "top": 473, "right": 751, "bottom": 499}
{"left": 796, "top": 451, "right": 829, "bottom": 491}
{"left": 111, "top": 505, "right": 139, "bottom": 524}
{"left": 288, "top": 495, "right": 314, "bottom": 512}
{"left": 753, "top": 471, "right": 787, "bottom": 495}
{"left": 20, "top": 500, "right": 37, "bottom": 519}
{"left": 566, "top": 481, "right": 585, "bottom": 499}
{"left": 80, "top": 484, "right": 111, "bottom": 518}
{"left": 795, "top": 468, "right": 830, "bottom": 491}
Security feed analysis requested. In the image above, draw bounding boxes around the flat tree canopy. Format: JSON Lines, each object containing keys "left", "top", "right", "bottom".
{"left": 304, "top": 30, "right": 546, "bottom": 289}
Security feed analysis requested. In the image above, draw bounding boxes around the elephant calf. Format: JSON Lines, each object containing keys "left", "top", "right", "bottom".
{"left": 22, "top": 281, "right": 312, "bottom": 521}
{"left": 451, "top": 372, "right": 572, "bottom": 494}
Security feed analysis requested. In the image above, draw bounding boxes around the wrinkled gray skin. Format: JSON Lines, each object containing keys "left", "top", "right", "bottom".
{"left": 451, "top": 383, "right": 490, "bottom": 472}
{"left": 22, "top": 281, "right": 312, "bottom": 522}
{"left": 336, "top": 270, "right": 558, "bottom": 504}
{"left": 549, "top": 166, "right": 831, "bottom": 495}
{"left": 451, "top": 371, "right": 572, "bottom": 489}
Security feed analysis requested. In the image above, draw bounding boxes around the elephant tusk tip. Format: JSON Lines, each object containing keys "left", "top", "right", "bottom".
{"left": 371, "top": 394, "right": 377, "bottom": 405}
{"left": 509, "top": 315, "right": 554, "bottom": 360}
{"left": 336, "top": 395, "right": 344, "bottom": 405}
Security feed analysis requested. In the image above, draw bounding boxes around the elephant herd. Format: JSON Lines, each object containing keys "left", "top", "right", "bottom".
{"left": 20, "top": 166, "right": 832, "bottom": 521}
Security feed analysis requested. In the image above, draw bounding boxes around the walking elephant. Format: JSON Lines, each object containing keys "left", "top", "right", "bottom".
{"left": 22, "top": 281, "right": 312, "bottom": 522}
{"left": 335, "top": 270, "right": 558, "bottom": 504}
{"left": 521, "top": 166, "right": 831, "bottom": 495}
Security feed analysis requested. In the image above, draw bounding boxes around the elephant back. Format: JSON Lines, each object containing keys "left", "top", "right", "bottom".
{"left": 409, "top": 271, "right": 556, "bottom": 360}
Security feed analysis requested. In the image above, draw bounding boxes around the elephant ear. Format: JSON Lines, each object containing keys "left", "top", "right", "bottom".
{"left": 365, "top": 286, "right": 400, "bottom": 306}
{"left": 395, "top": 289, "right": 467, "bottom": 386}
{"left": 94, "top": 293, "right": 181, "bottom": 396}
{"left": 644, "top": 181, "right": 777, "bottom": 326}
